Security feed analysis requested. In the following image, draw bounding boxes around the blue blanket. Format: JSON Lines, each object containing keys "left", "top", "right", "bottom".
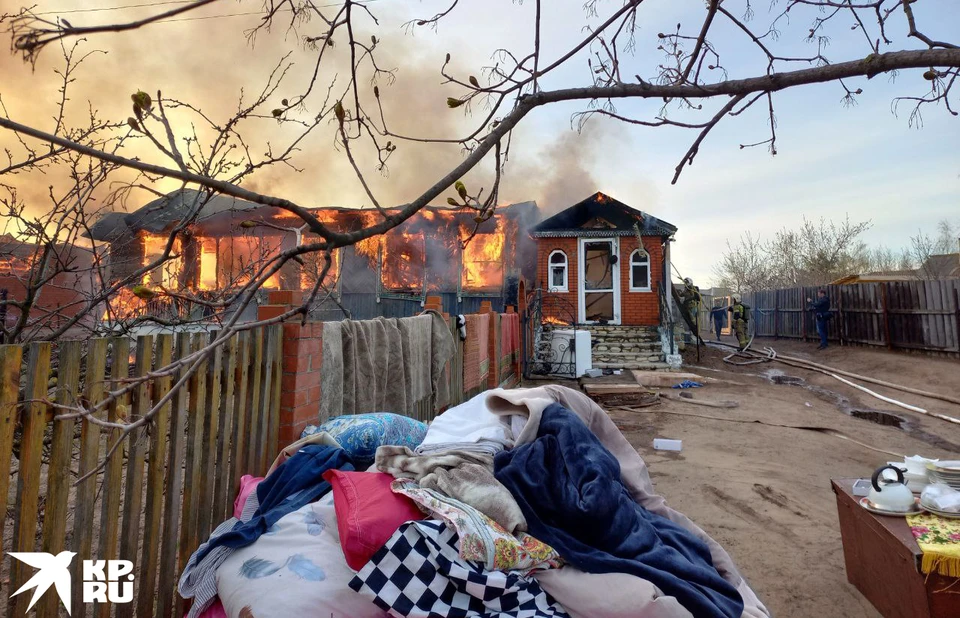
{"left": 194, "top": 444, "right": 354, "bottom": 562}
{"left": 494, "top": 403, "right": 744, "bottom": 618}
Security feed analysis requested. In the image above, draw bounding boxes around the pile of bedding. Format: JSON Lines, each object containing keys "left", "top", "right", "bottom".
{"left": 180, "top": 386, "right": 770, "bottom": 618}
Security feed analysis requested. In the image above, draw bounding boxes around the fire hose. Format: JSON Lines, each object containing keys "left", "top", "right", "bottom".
{"left": 711, "top": 341, "right": 960, "bottom": 425}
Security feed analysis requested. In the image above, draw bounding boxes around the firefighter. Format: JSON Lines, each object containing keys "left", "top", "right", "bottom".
{"left": 729, "top": 296, "right": 750, "bottom": 350}
{"left": 679, "top": 277, "right": 702, "bottom": 333}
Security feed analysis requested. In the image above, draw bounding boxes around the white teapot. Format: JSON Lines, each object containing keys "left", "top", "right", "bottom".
{"left": 868, "top": 465, "right": 916, "bottom": 512}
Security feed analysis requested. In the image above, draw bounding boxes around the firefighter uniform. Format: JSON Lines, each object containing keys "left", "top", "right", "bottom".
{"left": 679, "top": 279, "right": 701, "bottom": 332}
{"left": 731, "top": 299, "right": 750, "bottom": 349}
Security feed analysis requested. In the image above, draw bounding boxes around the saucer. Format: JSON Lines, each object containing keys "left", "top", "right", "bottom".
{"left": 859, "top": 497, "right": 921, "bottom": 516}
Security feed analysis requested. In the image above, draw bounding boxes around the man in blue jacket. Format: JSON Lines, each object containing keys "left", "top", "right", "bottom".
{"left": 807, "top": 289, "right": 831, "bottom": 350}
{"left": 709, "top": 299, "right": 727, "bottom": 341}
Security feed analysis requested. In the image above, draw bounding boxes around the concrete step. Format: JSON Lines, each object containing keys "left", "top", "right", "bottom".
{"left": 592, "top": 343, "right": 662, "bottom": 352}
{"left": 590, "top": 338, "right": 661, "bottom": 345}
{"left": 592, "top": 361, "right": 672, "bottom": 370}
{"left": 592, "top": 353, "right": 665, "bottom": 364}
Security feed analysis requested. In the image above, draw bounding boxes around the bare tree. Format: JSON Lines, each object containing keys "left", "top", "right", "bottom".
{"left": 715, "top": 216, "right": 874, "bottom": 290}
{"left": 866, "top": 244, "right": 915, "bottom": 272}
{"left": 2, "top": 0, "right": 959, "bottom": 459}
{"left": 712, "top": 232, "right": 771, "bottom": 294}
{"left": 911, "top": 218, "right": 960, "bottom": 277}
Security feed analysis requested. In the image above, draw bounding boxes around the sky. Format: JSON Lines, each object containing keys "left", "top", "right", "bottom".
{"left": 1, "top": 0, "right": 958, "bottom": 286}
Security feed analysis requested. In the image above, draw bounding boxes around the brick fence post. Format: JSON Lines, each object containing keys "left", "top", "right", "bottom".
{"left": 480, "top": 301, "right": 500, "bottom": 389}
{"left": 258, "top": 291, "right": 324, "bottom": 448}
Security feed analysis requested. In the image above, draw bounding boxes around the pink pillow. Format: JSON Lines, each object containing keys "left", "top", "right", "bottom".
{"left": 322, "top": 470, "right": 425, "bottom": 571}
{"left": 233, "top": 475, "right": 264, "bottom": 518}
{"left": 192, "top": 599, "right": 227, "bottom": 618}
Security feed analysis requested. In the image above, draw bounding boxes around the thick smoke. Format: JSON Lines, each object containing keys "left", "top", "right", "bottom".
{"left": 0, "top": 1, "right": 636, "bottom": 225}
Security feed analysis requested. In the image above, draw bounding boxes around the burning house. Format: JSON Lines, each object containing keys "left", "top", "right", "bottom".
{"left": 87, "top": 189, "right": 539, "bottom": 323}
{"left": 529, "top": 191, "right": 678, "bottom": 373}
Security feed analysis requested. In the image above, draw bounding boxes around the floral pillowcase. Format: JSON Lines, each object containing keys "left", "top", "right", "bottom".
{"left": 302, "top": 412, "right": 428, "bottom": 466}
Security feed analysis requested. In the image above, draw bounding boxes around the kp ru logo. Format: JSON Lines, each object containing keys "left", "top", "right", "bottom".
{"left": 8, "top": 552, "right": 134, "bottom": 615}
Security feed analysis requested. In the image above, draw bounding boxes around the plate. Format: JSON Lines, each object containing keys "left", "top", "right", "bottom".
{"left": 919, "top": 501, "right": 960, "bottom": 519}
{"left": 929, "top": 460, "right": 960, "bottom": 472}
{"left": 859, "top": 497, "right": 921, "bottom": 516}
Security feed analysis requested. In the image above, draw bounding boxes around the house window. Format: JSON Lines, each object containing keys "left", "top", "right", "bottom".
{"left": 548, "top": 250, "right": 568, "bottom": 292}
{"left": 629, "top": 249, "right": 650, "bottom": 291}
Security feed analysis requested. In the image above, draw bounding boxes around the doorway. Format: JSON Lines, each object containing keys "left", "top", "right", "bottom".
{"left": 578, "top": 238, "right": 620, "bottom": 324}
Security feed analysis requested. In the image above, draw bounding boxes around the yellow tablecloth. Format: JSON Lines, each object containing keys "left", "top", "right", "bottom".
{"left": 907, "top": 512, "right": 960, "bottom": 577}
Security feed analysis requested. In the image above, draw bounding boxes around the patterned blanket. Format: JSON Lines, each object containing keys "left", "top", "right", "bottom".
{"left": 350, "top": 520, "right": 570, "bottom": 618}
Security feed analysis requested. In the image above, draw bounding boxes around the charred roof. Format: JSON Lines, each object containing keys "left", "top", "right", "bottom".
{"left": 87, "top": 189, "right": 540, "bottom": 240}
{"left": 531, "top": 191, "right": 676, "bottom": 238}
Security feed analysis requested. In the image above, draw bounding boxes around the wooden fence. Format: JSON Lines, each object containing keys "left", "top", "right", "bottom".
{"left": 0, "top": 325, "right": 283, "bottom": 618}
{"left": 744, "top": 279, "right": 960, "bottom": 356}
{"left": 0, "top": 305, "right": 522, "bottom": 616}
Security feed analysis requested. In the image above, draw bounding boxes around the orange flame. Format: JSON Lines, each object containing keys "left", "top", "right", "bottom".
{"left": 104, "top": 287, "right": 146, "bottom": 321}
{"left": 142, "top": 233, "right": 183, "bottom": 289}
{"left": 460, "top": 218, "right": 505, "bottom": 291}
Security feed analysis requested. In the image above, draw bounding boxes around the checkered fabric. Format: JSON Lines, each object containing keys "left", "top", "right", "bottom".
{"left": 349, "top": 520, "right": 570, "bottom": 618}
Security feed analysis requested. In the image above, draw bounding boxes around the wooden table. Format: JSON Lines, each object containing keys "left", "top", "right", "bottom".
{"left": 832, "top": 478, "right": 960, "bottom": 618}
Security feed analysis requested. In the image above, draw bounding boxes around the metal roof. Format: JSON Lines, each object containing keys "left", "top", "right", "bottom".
{"left": 531, "top": 191, "right": 676, "bottom": 238}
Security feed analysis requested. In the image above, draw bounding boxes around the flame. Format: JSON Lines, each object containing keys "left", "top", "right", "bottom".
{"left": 104, "top": 203, "right": 520, "bottom": 321}
{"left": 104, "top": 287, "right": 146, "bottom": 321}
{"left": 142, "top": 233, "right": 183, "bottom": 289}
{"left": 595, "top": 192, "right": 607, "bottom": 203}
{"left": 353, "top": 211, "right": 381, "bottom": 264}
{"left": 543, "top": 315, "right": 568, "bottom": 325}
{"left": 198, "top": 234, "right": 281, "bottom": 291}
{"left": 198, "top": 237, "right": 217, "bottom": 290}
{"left": 460, "top": 218, "right": 505, "bottom": 291}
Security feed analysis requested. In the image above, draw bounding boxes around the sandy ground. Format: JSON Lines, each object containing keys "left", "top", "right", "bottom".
{"left": 607, "top": 336, "right": 960, "bottom": 618}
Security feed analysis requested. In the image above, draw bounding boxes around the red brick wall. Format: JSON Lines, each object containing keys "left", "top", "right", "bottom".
{"left": 536, "top": 236, "right": 664, "bottom": 327}
{"left": 536, "top": 237, "right": 579, "bottom": 323}
{"left": 619, "top": 236, "right": 663, "bottom": 326}
{"left": 259, "top": 291, "right": 323, "bottom": 449}
{"left": 276, "top": 320, "right": 323, "bottom": 447}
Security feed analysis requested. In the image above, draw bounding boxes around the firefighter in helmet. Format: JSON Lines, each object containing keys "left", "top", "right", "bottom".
{"left": 679, "top": 277, "right": 702, "bottom": 333}
{"left": 729, "top": 295, "right": 751, "bottom": 350}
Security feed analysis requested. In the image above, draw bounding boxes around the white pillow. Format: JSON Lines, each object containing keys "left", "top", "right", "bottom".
{"left": 216, "top": 492, "right": 390, "bottom": 618}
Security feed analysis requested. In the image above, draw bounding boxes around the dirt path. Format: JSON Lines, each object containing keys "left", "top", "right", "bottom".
{"left": 614, "top": 337, "right": 960, "bottom": 618}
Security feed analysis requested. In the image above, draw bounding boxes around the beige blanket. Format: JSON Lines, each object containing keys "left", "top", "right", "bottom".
{"left": 375, "top": 445, "right": 526, "bottom": 534}
{"left": 485, "top": 385, "right": 771, "bottom": 618}
{"left": 319, "top": 313, "right": 456, "bottom": 420}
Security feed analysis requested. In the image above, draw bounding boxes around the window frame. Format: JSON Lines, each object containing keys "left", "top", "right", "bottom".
{"left": 629, "top": 248, "right": 651, "bottom": 292}
{"left": 547, "top": 249, "right": 568, "bottom": 293}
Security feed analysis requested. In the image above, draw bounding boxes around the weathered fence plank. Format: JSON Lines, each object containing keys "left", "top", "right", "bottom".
{"left": 196, "top": 340, "right": 223, "bottom": 543}
{"left": 245, "top": 328, "right": 264, "bottom": 476}
{"left": 268, "top": 324, "right": 283, "bottom": 460}
{"left": 159, "top": 332, "right": 192, "bottom": 618}
{"left": 0, "top": 345, "right": 22, "bottom": 549}
{"left": 215, "top": 335, "right": 239, "bottom": 523}
{"left": 72, "top": 338, "right": 107, "bottom": 617}
{"left": 256, "top": 326, "right": 278, "bottom": 476}
{"left": 95, "top": 337, "right": 129, "bottom": 618}
{"left": 231, "top": 331, "right": 252, "bottom": 491}
{"left": 117, "top": 336, "right": 153, "bottom": 618}
{"left": 138, "top": 333, "right": 174, "bottom": 618}
{"left": 10, "top": 342, "right": 52, "bottom": 618}
{"left": 177, "top": 333, "right": 208, "bottom": 606}
{"left": 38, "top": 341, "right": 81, "bottom": 618}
